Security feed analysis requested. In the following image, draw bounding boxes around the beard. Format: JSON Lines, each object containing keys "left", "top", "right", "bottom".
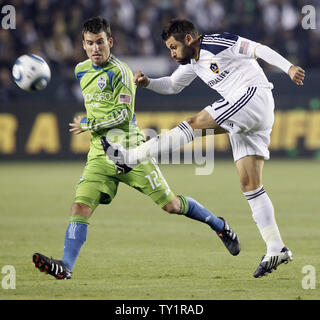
{"left": 177, "top": 45, "right": 196, "bottom": 65}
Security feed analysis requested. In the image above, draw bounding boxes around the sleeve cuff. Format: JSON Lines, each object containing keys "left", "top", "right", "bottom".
{"left": 80, "top": 117, "right": 88, "bottom": 131}
{"left": 146, "top": 78, "right": 153, "bottom": 89}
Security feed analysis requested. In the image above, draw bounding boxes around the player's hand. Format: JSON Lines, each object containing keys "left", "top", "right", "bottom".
{"left": 288, "top": 65, "right": 305, "bottom": 86}
{"left": 134, "top": 71, "right": 150, "bottom": 87}
{"left": 69, "top": 115, "right": 84, "bottom": 135}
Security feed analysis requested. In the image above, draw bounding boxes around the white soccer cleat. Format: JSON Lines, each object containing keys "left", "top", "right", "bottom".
{"left": 254, "top": 246, "right": 293, "bottom": 278}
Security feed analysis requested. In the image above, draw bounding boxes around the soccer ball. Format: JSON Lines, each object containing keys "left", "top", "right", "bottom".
{"left": 12, "top": 54, "right": 51, "bottom": 91}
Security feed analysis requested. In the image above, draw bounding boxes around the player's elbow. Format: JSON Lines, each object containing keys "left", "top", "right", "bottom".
{"left": 168, "top": 80, "right": 184, "bottom": 94}
{"left": 170, "top": 85, "right": 184, "bottom": 94}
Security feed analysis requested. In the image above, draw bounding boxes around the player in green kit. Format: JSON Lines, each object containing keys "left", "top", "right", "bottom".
{"left": 32, "top": 17, "right": 240, "bottom": 280}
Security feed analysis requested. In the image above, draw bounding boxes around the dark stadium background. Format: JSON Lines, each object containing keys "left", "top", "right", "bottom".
{"left": 0, "top": 0, "right": 319, "bottom": 161}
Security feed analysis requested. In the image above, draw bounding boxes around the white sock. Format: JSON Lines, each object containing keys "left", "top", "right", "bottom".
{"left": 244, "top": 186, "right": 284, "bottom": 255}
{"left": 129, "top": 121, "right": 194, "bottom": 164}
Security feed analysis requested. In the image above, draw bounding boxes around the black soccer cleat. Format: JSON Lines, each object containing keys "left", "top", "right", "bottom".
{"left": 216, "top": 217, "right": 241, "bottom": 256}
{"left": 33, "top": 253, "right": 72, "bottom": 280}
{"left": 100, "top": 136, "right": 133, "bottom": 174}
{"left": 253, "top": 246, "right": 292, "bottom": 278}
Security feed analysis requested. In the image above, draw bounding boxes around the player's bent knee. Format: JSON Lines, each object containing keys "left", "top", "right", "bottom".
{"left": 186, "top": 114, "right": 208, "bottom": 130}
{"left": 162, "top": 197, "right": 181, "bottom": 214}
{"left": 186, "top": 115, "right": 199, "bottom": 129}
{"left": 71, "top": 202, "right": 92, "bottom": 219}
{"left": 186, "top": 110, "right": 220, "bottom": 130}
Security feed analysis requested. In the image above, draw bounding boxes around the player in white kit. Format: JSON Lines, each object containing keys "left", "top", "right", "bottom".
{"left": 103, "top": 19, "right": 305, "bottom": 278}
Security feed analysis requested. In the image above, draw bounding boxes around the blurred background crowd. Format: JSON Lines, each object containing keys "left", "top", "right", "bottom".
{"left": 0, "top": 0, "right": 319, "bottom": 103}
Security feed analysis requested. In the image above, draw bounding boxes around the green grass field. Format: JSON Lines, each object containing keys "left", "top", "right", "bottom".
{"left": 0, "top": 160, "right": 319, "bottom": 300}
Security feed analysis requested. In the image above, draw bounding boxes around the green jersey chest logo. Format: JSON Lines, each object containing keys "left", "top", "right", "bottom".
{"left": 97, "top": 75, "right": 107, "bottom": 91}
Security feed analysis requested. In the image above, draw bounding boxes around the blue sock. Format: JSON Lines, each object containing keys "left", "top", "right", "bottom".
{"left": 62, "top": 216, "right": 88, "bottom": 271}
{"left": 179, "top": 196, "right": 224, "bottom": 232}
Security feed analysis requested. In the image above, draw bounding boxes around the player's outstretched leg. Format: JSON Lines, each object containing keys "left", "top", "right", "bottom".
{"left": 253, "top": 246, "right": 293, "bottom": 278}
{"left": 100, "top": 121, "right": 194, "bottom": 174}
{"left": 176, "top": 196, "right": 241, "bottom": 256}
{"left": 33, "top": 253, "right": 72, "bottom": 280}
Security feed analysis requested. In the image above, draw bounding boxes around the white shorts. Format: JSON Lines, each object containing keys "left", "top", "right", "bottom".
{"left": 205, "top": 86, "right": 275, "bottom": 162}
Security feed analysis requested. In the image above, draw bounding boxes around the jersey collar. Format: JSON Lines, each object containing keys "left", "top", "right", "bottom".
{"left": 91, "top": 54, "right": 112, "bottom": 70}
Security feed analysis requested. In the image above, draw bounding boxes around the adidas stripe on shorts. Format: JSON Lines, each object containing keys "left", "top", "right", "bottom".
{"left": 205, "top": 86, "right": 275, "bottom": 162}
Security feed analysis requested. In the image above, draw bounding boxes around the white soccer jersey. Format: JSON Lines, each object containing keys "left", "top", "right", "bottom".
{"left": 170, "top": 33, "right": 273, "bottom": 99}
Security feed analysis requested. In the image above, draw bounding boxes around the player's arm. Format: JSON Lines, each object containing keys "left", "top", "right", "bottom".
{"left": 134, "top": 64, "right": 197, "bottom": 94}
{"left": 77, "top": 108, "right": 130, "bottom": 132}
{"left": 69, "top": 108, "right": 130, "bottom": 134}
{"left": 233, "top": 36, "right": 305, "bottom": 85}
{"left": 255, "top": 45, "right": 305, "bottom": 85}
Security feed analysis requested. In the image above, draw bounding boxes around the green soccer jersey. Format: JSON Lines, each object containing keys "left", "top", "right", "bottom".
{"left": 74, "top": 54, "right": 145, "bottom": 160}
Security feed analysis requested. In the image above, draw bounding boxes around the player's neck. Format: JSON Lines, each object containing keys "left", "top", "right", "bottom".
{"left": 191, "top": 36, "right": 201, "bottom": 60}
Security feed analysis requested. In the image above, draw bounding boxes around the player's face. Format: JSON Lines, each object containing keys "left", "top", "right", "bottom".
{"left": 165, "top": 35, "right": 196, "bottom": 65}
{"left": 83, "top": 31, "right": 113, "bottom": 66}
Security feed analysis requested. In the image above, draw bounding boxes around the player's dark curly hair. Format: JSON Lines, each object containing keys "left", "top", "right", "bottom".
{"left": 162, "top": 19, "right": 198, "bottom": 42}
{"left": 82, "top": 16, "right": 112, "bottom": 39}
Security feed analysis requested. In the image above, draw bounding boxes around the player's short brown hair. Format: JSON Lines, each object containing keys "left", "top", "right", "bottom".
{"left": 162, "top": 19, "right": 198, "bottom": 42}
{"left": 82, "top": 16, "right": 112, "bottom": 39}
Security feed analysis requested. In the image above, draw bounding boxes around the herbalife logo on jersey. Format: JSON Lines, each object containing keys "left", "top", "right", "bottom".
{"left": 97, "top": 75, "right": 107, "bottom": 91}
